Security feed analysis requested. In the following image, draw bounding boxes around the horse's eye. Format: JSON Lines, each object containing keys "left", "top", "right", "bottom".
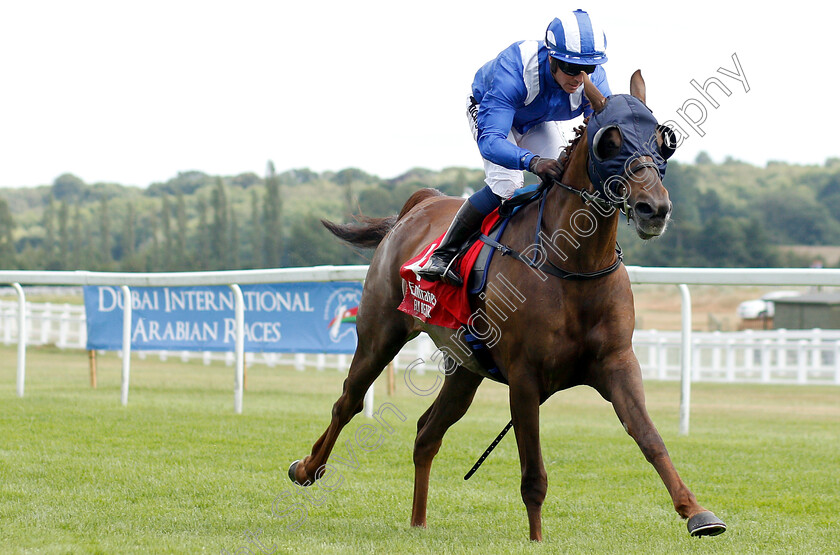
{"left": 593, "top": 126, "right": 622, "bottom": 161}
{"left": 657, "top": 124, "right": 677, "bottom": 160}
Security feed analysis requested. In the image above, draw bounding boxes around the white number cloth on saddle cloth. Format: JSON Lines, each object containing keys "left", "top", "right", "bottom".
{"left": 398, "top": 211, "right": 502, "bottom": 329}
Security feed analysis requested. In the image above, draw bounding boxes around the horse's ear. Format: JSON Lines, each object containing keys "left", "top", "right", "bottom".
{"left": 630, "top": 69, "right": 646, "bottom": 104}
{"left": 583, "top": 73, "right": 607, "bottom": 113}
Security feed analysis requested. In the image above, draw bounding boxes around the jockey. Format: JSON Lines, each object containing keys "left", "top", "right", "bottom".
{"left": 418, "top": 9, "right": 612, "bottom": 286}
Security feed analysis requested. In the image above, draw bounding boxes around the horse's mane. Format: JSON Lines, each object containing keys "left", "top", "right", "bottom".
{"left": 560, "top": 122, "right": 588, "bottom": 172}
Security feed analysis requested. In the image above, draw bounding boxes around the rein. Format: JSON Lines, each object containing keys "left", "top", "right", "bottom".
{"left": 479, "top": 183, "right": 623, "bottom": 281}
{"left": 478, "top": 151, "right": 659, "bottom": 282}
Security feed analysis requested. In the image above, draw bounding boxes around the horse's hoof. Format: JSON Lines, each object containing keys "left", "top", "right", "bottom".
{"left": 687, "top": 511, "right": 727, "bottom": 537}
{"left": 288, "top": 460, "right": 305, "bottom": 486}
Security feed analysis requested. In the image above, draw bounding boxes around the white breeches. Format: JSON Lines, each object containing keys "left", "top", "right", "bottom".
{"left": 467, "top": 96, "right": 568, "bottom": 198}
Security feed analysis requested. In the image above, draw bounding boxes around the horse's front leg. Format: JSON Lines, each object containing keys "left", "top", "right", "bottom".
{"left": 509, "top": 376, "right": 547, "bottom": 541}
{"left": 598, "top": 353, "right": 726, "bottom": 537}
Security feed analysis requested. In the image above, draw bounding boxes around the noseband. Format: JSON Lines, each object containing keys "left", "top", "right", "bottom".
{"left": 603, "top": 157, "right": 662, "bottom": 223}
{"left": 551, "top": 156, "right": 660, "bottom": 224}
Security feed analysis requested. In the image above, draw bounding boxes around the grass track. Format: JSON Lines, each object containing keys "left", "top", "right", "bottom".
{"left": 1, "top": 345, "right": 838, "bottom": 554}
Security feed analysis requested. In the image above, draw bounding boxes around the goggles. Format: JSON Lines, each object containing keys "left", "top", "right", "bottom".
{"left": 555, "top": 59, "right": 597, "bottom": 76}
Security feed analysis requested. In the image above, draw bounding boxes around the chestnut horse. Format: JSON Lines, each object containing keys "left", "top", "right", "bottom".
{"left": 289, "top": 71, "right": 726, "bottom": 540}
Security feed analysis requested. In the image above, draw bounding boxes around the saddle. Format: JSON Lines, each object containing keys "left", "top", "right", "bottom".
{"left": 397, "top": 185, "right": 547, "bottom": 385}
{"left": 398, "top": 184, "right": 543, "bottom": 327}
{"left": 467, "top": 184, "right": 544, "bottom": 293}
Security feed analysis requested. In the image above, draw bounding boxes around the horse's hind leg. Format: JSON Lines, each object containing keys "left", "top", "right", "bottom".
{"left": 290, "top": 310, "right": 411, "bottom": 486}
{"left": 411, "top": 366, "right": 484, "bottom": 528}
{"left": 598, "top": 356, "right": 726, "bottom": 536}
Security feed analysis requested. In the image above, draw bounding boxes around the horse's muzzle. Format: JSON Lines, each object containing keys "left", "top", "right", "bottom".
{"left": 633, "top": 200, "right": 672, "bottom": 239}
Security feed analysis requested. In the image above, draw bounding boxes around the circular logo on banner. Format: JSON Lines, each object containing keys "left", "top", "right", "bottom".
{"left": 324, "top": 287, "right": 362, "bottom": 343}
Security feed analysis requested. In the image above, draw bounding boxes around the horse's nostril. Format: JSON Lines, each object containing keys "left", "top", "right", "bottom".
{"left": 635, "top": 202, "right": 670, "bottom": 220}
{"left": 635, "top": 202, "right": 655, "bottom": 218}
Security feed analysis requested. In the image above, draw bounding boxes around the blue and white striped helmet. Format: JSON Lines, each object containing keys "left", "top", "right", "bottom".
{"left": 545, "top": 9, "right": 608, "bottom": 65}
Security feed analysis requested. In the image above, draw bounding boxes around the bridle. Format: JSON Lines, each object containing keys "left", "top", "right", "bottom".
{"left": 483, "top": 125, "right": 661, "bottom": 281}
{"left": 553, "top": 156, "right": 661, "bottom": 225}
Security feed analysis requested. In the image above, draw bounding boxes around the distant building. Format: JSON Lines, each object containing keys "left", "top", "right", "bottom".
{"left": 772, "top": 293, "right": 840, "bottom": 330}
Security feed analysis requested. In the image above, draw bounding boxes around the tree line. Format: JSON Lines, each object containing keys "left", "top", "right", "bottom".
{"left": 1, "top": 154, "right": 839, "bottom": 273}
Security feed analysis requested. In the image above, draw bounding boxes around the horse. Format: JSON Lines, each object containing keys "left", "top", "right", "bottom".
{"left": 288, "top": 71, "right": 726, "bottom": 540}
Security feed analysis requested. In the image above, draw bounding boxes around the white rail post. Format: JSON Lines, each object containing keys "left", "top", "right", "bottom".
{"left": 657, "top": 335, "right": 667, "bottom": 379}
{"left": 797, "top": 339, "right": 808, "bottom": 385}
{"left": 12, "top": 283, "right": 26, "bottom": 398}
{"left": 40, "top": 302, "right": 51, "bottom": 345}
{"left": 229, "top": 284, "right": 245, "bottom": 414}
{"left": 744, "top": 329, "right": 754, "bottom": 374}
{"left": 58, "top": 303, "right": 70, "bottom": 348}
{"left": 120, "top": 285, "right": 132, "bottom": 407}
{"left": 678, "top": 284, "right": 692, "bottom": 436}
{"left": 761, "top": 339, "right": 771, "bottom": 382}
{"left": 120, "top": 285, "right": 132, "bottom": 406}
{"left": 835, "top": 342, "right": 840, "bottom": 386}
{"left": 78, "top": 308, "right": 87, "bottom": 348}
{"left": 810, "top": 329, "right": 821, "bottom": 370}
{"left": 776, "top": 329, "right": 787, "bottom": 374}
{"left": 725, "top": 338, "right": 736, "bottom": 382}
{"left": 3, "top": 302, "right": 12, "bottom": 344}
{"left": 711, "top": 330, "right": 722, "bottom": 379}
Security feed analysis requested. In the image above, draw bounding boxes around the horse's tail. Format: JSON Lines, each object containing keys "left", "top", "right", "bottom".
{"left": 321, "top": 188, "right": 445, "bottom": 248}
{"left": 321, "top": 215, "right": 398, "bottom": 249}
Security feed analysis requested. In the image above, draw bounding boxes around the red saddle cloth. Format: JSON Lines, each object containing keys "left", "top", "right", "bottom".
{"left": 398, "top": 211, "right": 501, "bottom": 329}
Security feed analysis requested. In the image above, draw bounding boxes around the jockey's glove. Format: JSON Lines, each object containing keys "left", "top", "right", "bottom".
{"left": 529, "top": 156, "right": 564, "bottom": 183}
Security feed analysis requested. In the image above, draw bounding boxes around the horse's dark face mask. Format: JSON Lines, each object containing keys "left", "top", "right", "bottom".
{"left": 586, "top": 94, "right": 676, "bottom": 200}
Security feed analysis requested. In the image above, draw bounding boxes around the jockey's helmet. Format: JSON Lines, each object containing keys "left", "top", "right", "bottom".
{"left": 545, "top": 10, "right": 608, "bottom": 66}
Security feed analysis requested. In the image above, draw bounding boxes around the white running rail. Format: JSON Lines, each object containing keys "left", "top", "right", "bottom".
{"left": 4, "top": 303, "right": 837, "bottom": 386}
{"left": 2, "top": 265, "right": 840, "bottom": 431}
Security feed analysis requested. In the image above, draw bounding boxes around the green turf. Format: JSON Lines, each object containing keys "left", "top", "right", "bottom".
{"left": 1, "top": 345, "right": 838, "bottom": 554}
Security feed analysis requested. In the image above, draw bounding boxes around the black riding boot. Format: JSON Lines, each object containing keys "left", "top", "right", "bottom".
{"left": 417, "top": 201, "right": 486, "bottom": 287}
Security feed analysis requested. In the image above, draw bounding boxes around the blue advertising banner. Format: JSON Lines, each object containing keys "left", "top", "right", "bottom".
{"left": 83, "top": 282, "right": 363, "bottom": 353}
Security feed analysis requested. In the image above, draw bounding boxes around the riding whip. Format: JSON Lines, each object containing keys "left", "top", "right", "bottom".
{"left": 464, "top": 420, "right": 513, "bottom": 480}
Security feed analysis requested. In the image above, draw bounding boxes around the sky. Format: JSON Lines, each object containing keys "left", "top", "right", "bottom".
{"left": 1, "top": 1, "right": 837, "bottom": 189}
